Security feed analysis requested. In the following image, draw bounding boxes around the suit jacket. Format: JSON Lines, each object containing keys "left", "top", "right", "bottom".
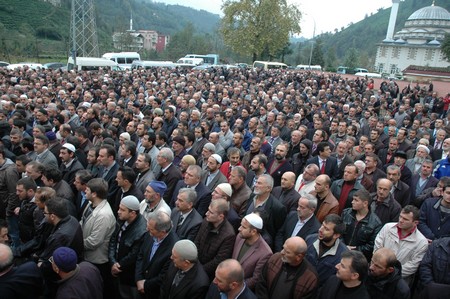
{"left": 60, "top": 158, "right": 84, "bottom": 194}
{"left": 135, "top": 231, "right": 179, "bottom": 298}
{"left": 201, "top": 170, "right": 227, "bottom": 192}
{"left": 171, "top": 207, "right": 203, "bottom": 241}
{"left": 35, "top": 149, "right": 58, "bottom": 169}
{"left": 377, "top": 148, "right": 396, "bottom": 165}
{"left": 246, "top": 194, "right": 287, "bottom": 245}
{"left": 410, "top": 174, "right": 439, "bottom": 204}
{"left": 190, "top": 137, "right": 209, "bottom": 158}
{"left": 170, "top": 181, "right": 212, "bottom": 217}
{"left": 120, "top": 154, "right": 137, "bottom": 169}
{"left": 135, "top": 169, "right": 156, "bottom": 195}
{"left": 405, "top": 158, "right": 422, "bottom": 175}
{"left": 98, "top": 161, "right": 120, "bottom": 206}
{"left": 430, "top": 148, "right": 445, "bottom": 162}
{"left": 274, "top": 211, "right": 321, "bottom": 252}
{"left": 159, "top": 262, "right": 210, "bottom": 299}
{"left": 267, "top": 159, "right": 293, "bottom": 187}
{"left": 331, "top": 154, "right": 354, "bottom": 180}
{"left": 306, "top": 156, "right": 339, "bottom": 180}
{"left": 232, "top": 235, "right": 273, "bottom": 290}
{"left": 392, "top": 180, "right": 411, "bottom": 207}
{"left": 74, "top": 192, "right": 89, "bottom": 221}
{"left": 271, "top": 186, "right": 300, "bottom": 212}
{"left": 157, "top": 163, "right": 183, "bottom": 204}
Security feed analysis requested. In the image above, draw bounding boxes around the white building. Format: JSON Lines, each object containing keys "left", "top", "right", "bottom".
{"left": 375, "top": 2, "right": 450, "bottom": 75}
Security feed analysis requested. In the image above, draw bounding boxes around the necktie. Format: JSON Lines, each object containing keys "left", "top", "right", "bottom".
{"left": 298, "top": 181, "right": 305, "bottom": 192}
{"left": 177, "top": 215, "right": 184, "bottom": 231}
{"left": 102, "top": 168, "right": 109, "bottom": 179}
{"left": 135, "top": 172, "right": 141, "bottom": 184}
{"left": 435, "top": 142, "right": 440, "bottom": 149}
{"left": 321, "top": 160, "right": 326, "bottom": 174}
{"left": 172, "top": 270, "right": 185, "bottom": 287}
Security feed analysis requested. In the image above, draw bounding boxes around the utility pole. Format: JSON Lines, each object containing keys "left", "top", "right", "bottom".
{"left": 69, "top": 0, "right": 99, "bottom": 65}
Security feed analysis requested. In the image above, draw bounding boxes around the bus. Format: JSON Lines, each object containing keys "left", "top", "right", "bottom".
{"left": 67, "top": 57, "right": 120, "bottom": 71}
{"left": 184, "top": 54, "right": 219, "bottom": 65}
{"left": 102, "top": 52, "right": 141, "bottom": 69}
{"left": 253, "top": 61, "right": 288, "bottom": 70}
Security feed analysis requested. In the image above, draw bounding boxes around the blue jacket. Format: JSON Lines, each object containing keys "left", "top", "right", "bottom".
{"left": 418, "top": 198, "right": 450, "bottom": 240}
{"left": 305, "top": 233, "right": 348, "bottom": 286}
{"left": 434, "top": 157, "right": 450, "bottom": 179}
{"left": 419, "top": 236, "right": 450, "bottom": 285}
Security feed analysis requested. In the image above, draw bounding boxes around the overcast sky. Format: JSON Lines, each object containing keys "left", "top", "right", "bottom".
{"left": 155, "top": 0, "right": 396, "bottom": 38}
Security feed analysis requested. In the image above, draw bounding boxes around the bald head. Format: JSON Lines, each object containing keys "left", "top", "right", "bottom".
{"left": 216, "top": 259, "right": 245, "bottom": 285}
{"left": 0, "top": 243, "right": 14, "bottom": 273}
{"left": 287, "top": 236, "right": 307, "bottom": 254}
{"left": 281, "top": 171, "right": 296, "bottom": 190}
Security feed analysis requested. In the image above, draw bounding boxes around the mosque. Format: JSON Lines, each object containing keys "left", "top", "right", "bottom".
{"left": 375, "top": 0, "right": 450, "bottom": 76}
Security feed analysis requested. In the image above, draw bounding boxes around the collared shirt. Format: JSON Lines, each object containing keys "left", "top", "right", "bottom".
{"left": 161, "top": 162, "right": 172, "bottom": 173}
{"left": 206, "top": 170, "right": 219, "bottom": 186}
{"left": 63, "top": 158, "right": 75, "bottom": 168}
{"left": 246, "top": 195, "right": 269, "bottom": 214}
{"left": 220, "top": 284, "right": 247, "bottom": 299}
{"left": 291, "top": 213, "right": 313, "bottom": 237}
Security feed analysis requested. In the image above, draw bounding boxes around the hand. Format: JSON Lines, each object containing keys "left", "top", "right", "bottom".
{"left": 137, "top": 280, "right": 145, "bottom": 294}
{"left": 432, "top": 186, "right": 442, "bottom": 197}
{"left": 14, "top": 207, "right": 20, "bottom": 215}
{"left": 111, "top": 263, "right": 122, "bottom": 276}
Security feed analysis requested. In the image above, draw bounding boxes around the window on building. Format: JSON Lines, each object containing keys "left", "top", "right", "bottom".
{"left": 392, "top": 47, "right": 400, "bottom": 59}
{"left": 381, "top": 47, "right": 387, "bottom": 58}
{"left": 390, "top": 64, "right": 397, "bottom": 74}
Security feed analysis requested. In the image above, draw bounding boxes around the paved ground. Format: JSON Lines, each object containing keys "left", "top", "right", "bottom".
{"left": 334, "top": 74, "right": 450, "bottom": 97}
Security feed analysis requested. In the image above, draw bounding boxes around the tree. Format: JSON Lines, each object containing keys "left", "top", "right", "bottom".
{"left": 220, "top": 0, "right": 301, "bottom": 62}
{"left": 344, "top": 47, "right": 359, "bottom": 69}
{"left": 442, "top": 33, "right": 450, "bottom": 62}
{"left": 311, "top": 38, "right": 324, "bottom": 67}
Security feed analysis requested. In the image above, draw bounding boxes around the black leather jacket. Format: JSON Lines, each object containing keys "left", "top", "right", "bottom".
{"left": 342, "top": 207, "right": 383, "bottom": 260}
{"left": 108, "top": 213, "right": 147, "bottom": 286}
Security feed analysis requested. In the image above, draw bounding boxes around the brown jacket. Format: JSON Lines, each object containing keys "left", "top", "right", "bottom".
{"left": 310, "top": 191, "right": 339, "bottom": 223}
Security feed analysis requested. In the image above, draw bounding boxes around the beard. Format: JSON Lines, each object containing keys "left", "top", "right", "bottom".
{"left": 275, "top": 154, "right": 284, "bottom": 161}
{"left": 413, "top": 156, "right": 425, "bottom": 164}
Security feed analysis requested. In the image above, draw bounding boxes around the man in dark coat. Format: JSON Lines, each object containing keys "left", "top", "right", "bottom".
{"left": 194, "top": 199, "right": 236, "bottom": 280}
{"left": 271, "top": 171, "right": 301, "bottom": 212}
{"left": 156, "top": 148, "right": 183, "bottom": 204}
{"left": 207, "top": 259, "right": 258, "bottom": 299}
{"left": 171, "top": 188, "right": 203, "bottom": 241}
{"left": 366, "top": 248, "right": 410, "bottom": 299}
{"left": 318, "top": 251, "right": 370, "bottom": 299}
{"left": 170, "top": 165, "right": 211, "bottom": 217}
{"left": 0, "top": 243, "right": 43, "bottom": 299}
{"left": 274, "top": 194, "right": 321, "bottom": 252}
{"left": 160, "top": 240, "right": 210, "bottom": 299}
{"left": 307, "top": 141, "right": 339, "bottom": 180}
{"left": 246, "top": 174, "right": 287, "bottom": 247}
{"left": 267, "top": 143, "right": 293, "bottom": 187}
{"left": 135, "top": 211, "right": 178, "bottom": 298}
{"left": 109, "top": 196, "right": 147, "bottom": 298}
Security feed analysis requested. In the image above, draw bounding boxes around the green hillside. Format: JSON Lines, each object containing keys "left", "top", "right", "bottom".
{"left": 0, "top": 0, "right": 220, "bottom": 61}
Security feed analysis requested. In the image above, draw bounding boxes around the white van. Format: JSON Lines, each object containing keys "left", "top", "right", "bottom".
{"left": 253, "top": 61, "right": 288, "bottom": 70}
{"left": 176, "top": 57, "right": 204, "bottom": 66}
{"left": 296, "top": 64, "right": 322, "bottom": 71}
{"left": 67, "top": 57, "right": 120, "bottom": 71}
{"left": 131, "top": 60, "right": 176, "bottom": 69}
{"left": 102, "top": 52, "right": 140, "bottom": 70}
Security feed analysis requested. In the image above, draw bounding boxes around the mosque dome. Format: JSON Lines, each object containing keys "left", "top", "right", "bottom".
{"left": 407, "top": 4, "right": 450, "bottom": 21}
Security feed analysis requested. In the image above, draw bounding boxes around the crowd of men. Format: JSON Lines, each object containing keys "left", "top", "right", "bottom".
{"left": 0, "top": 64, "right": 449, "bottom": 299}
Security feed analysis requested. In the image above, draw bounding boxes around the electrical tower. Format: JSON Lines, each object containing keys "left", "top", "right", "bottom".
{"left": 69, "top": 0, "right": 99, "bottom": 57}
